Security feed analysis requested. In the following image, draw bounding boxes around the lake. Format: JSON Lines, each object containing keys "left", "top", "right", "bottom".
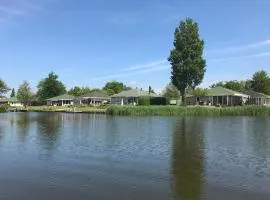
{"left": 0, "top": 112, "right": 270, "bottom": 200}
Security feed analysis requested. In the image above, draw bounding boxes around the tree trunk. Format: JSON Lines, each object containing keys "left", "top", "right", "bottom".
{"left": 181, "top": 90, "right": 186, "bottom": 106}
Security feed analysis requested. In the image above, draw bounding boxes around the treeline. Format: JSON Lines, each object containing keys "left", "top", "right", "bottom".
{"left": 210, "top": 70, "right": 270, "bottom": 95}
{"left": 0, "top": 72, "right": 155, "bottom": 106}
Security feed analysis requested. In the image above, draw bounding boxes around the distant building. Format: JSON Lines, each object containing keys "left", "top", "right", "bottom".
{"left": 111, "top": 89, "right": 160, "bottom": 105}
{"left": 0, "top": 97, "right": 23, "bottom": 107}
{"left": 47, "top": 94, "right": 75, "bottom": 106}
{"left": 186, "top": 87, "right": 249, "bottom": 106}
{"left": 75, "top": 90, "right": 110, "bottom": 106}
{"left": 244, "top": 90, "right": 270, "bottom": 105}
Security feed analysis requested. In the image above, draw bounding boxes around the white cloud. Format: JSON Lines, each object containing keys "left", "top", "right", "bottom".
{"left": 122, "top": 59, "right": 168, "bottom": 71}
{"left": 92, "top": 63, "right": 170, "bottom": 81}
{"left": 208, "top": 39, "right": 270, "bottom": 54}
{"left": 210, "top": 51, "right": 270, "bottom": 62}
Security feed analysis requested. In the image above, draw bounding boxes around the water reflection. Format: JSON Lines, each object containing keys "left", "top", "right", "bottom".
{"left": 171, "top": 118, "right": 205, "bottom": 200}
{"left": 35, "top": 113, "right": 62, "bottom": 151}
{"left": 12, "top": 113, "right": 32, "bottom": 142}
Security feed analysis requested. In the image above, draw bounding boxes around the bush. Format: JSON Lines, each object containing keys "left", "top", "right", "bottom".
{"left": 0, "top": 104, "right": 9, "bottom": 113}
{"left": 138, "top": 96, "right": 150, "bottom": 106}
{"left": 106, "top": 105, "right": 270, "bottom": 116}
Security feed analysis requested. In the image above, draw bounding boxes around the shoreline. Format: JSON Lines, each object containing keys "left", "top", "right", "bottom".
{"left": 3, "top": 105, "right": 270, "bottom": 116}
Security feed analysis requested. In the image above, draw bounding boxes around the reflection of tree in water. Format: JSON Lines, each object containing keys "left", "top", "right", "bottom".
{"left": 171, "top": 118, "right": 205, "bottom": 200}
{"left": 14, "top": 113, "right": 32, "bottom": 142}
{"left": 36, "top": 113, "right": 62, "bottom": 151}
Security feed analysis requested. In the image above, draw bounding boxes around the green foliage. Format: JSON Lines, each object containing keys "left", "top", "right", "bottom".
{"left": 168, "top": 18, "right": 206, "bottom": 104}
{"left": 189, "top": 88, "right": 208, "bottom": 97}
{"left": 210, "top": 80, "right": 246, "bottom": 92}
{"left": 150, "top": 97, "right": 167, "bottom": 105}
{"left": 103, "top": 81, "right": 127, "bottom": 95}
{"left": 0, "top": 79, "right": 10, "bottom": 95}
{"left": 251, "top": 70, "right": 270, "bottom": 95}
{"left": 163, "top": 83, "right": 181, "bottom": 99}
{"left": 0, "top": 104, "right": 9, "bottom": 113}
{"left": 138, "top": 96, "right": 150, "bottom": 106}
{"left": 107, "top": 105, "right": 270, "bottom": 116}
{"left": 10, "top": 88, "right": 16, "bottom": 97}
{"left": 37, "top": 72, "right": 66, "bottom": 100}
{"left": 17, "top": 81, "right": 32, "bottom": 107}
{"left": 68, "top": 86, "right": 91, "bottom": 96}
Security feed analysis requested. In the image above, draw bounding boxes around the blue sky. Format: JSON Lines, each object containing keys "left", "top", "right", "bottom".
{"left": 1, "top": 0, "right": 270, "bottom": 93}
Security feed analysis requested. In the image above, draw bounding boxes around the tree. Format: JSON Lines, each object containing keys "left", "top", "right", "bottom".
{"left": 0, "top": 79, "right": 10, "bottom": 96}
{"left": 168, "top": 18, "right": 206, "bottom": 104}
{"left": 17, "top": 81, "right": 32, "bottom": 107}
{"left": 103, "top": 81, "right": 126, "bottom": 95}
{"left": 68, "top": 86, "right": 91, "bottom": 96}
{"left": 251, "top": 70, "right": 270, "bottom": 95}
{"left": 163, "top": 83, "right": 181, "bottom": 99}
{"left": 210, "top": 80, "right": 246, "bottom": 92}
{"left": 148, "top": 86, "right": 155, "bottom": 94}
{"left": 188, "top": 87, "right": 208, "bottom": 97}
{"left": 37, "top": 72, "right": 66, "bottom": 100}
{"left": 10, "top": 88, "right": 16, "bottom": 97}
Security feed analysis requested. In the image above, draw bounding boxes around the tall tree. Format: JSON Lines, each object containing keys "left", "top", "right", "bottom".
{"left": 251, "top": 70, "right": 270, "bottom": 95}
{"left": 37, "top": 72, "right": 66, "bottom": 100}
{"left": 168, "top": 18, "right": 206, "bottom": 104}
{"left": 10, "top": 88, "right": 16, "bottom": 97}
{"left": 17, "top": 81, "right": 32, "bottom": 107}
{"left": 163, "top": 83, "right": 181, "bottom": 99}
{"left": 0, "top": 79, "right": 10, "bottom": 96}
{"left": 189, "top": 87, "right": 208, "bottom": 97}
{"left": 103, "top": 81, "right": 126, "bottom": 95}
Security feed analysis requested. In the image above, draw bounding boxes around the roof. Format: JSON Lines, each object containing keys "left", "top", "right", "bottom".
{"left": 47, "top": 94, "right": 75, "bottom": 101}
{"left": 111, "top": 89, "right": 160, "bottom": 98}
{"left": 206, "top": 87, "right": 248, "bottom": 97}
{"left": 79, "top": 90, "right": 109, "bottom": 98}
{"left": 243, "top": 90, "right": 270, "bottom": 98}
{"left": 0, "top": 97, "right": 19, "bottom": 103}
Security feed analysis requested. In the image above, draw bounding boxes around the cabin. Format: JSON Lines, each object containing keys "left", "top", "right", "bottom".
{"left": 111, "top": 89, "right": 160, "bottom": 105}
{"left": 244, "top": 90, "right": 270, "bottom": 105}
{"left": 75, "top": 90, "right": 110, "bottom": 106}
{"left": 0, "top": 97, "right": 23, "bottom": 107}
{"left": 47, "top": 94, "right": 75, "bottom": 106}
{"left": 186, "top": 87, "right": 249, "bottom": 106}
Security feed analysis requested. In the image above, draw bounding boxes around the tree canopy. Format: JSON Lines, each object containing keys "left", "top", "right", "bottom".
{"left": 163, "top": 83, "right": 181, "bottom": 99}
{"left": 17, "top": 81, "right": 32, "bottom": 107}
{"left": 251, "top": 70, "right": 270, "bottom": 95}
{"left": 188, "top": 88, "right": 208, "bottom": 97}
{"left": 0, "top": 79, "right": 10, "bottom": 96}
{"left": 10, "top": 88, "right": 16, "bottom": 97}
{"left": 210, "top": 70, "right": 270, "bottom": 95}
{"left": 37, "top": 72, "right": 66, "bottom": 100}
{"left": 68, "top": 86, "right": 91, "bottom": 97}
{"left": 103, "top": 81, "right": 127, "bottom": 95}
{"left": 168, "top": 18, "right": 206, "bottom": 104}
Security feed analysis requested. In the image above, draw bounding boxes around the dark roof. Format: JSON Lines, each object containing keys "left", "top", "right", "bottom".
{"left": 47, "top": 94, "right": 75, "bottom": 101}
{"left": 79, "top": 90, "right": 109, "bottom": 98}
{"left": 111, "top": 89, "right": 160, "bottom": 98}
{"left": 244, "top": 90, "right": 269, "bottom": 98}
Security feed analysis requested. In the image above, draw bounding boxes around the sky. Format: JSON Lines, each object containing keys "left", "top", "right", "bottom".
{"left": 1, "top": 0, "right": 270, "bottom": 93}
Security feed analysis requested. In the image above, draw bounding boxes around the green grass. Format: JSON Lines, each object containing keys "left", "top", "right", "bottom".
{"left": 26, "top": 106, "right": 106, "bottom": 113}
{"left": 106, "top": 105, "right": 270, "bottom": 116}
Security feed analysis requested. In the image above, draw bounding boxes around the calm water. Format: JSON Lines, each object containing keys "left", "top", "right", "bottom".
{"left": 0, "top": 113, "right": 270, "bottom": 200}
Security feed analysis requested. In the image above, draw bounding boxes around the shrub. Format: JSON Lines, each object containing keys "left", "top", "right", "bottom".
{"left": 138, "top": 96, "right": 150, "bottom": 106}
{"left": 0, "top": 104, "right": 9, "bottom": 113}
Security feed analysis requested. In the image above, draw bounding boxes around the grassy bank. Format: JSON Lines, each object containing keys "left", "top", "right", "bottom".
{"left": 25, "top": 106, "right": 107, "bottom": 114}
{"left": 106, "top": 105, "right": 270, "bottom": 116}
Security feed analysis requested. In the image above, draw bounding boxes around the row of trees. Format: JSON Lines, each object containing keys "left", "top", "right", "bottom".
{"left": 0, "top": 72, "right": 155, "bottom": 106}
{"left": 210, "top": 70, "right": 270, "bottom": 95}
